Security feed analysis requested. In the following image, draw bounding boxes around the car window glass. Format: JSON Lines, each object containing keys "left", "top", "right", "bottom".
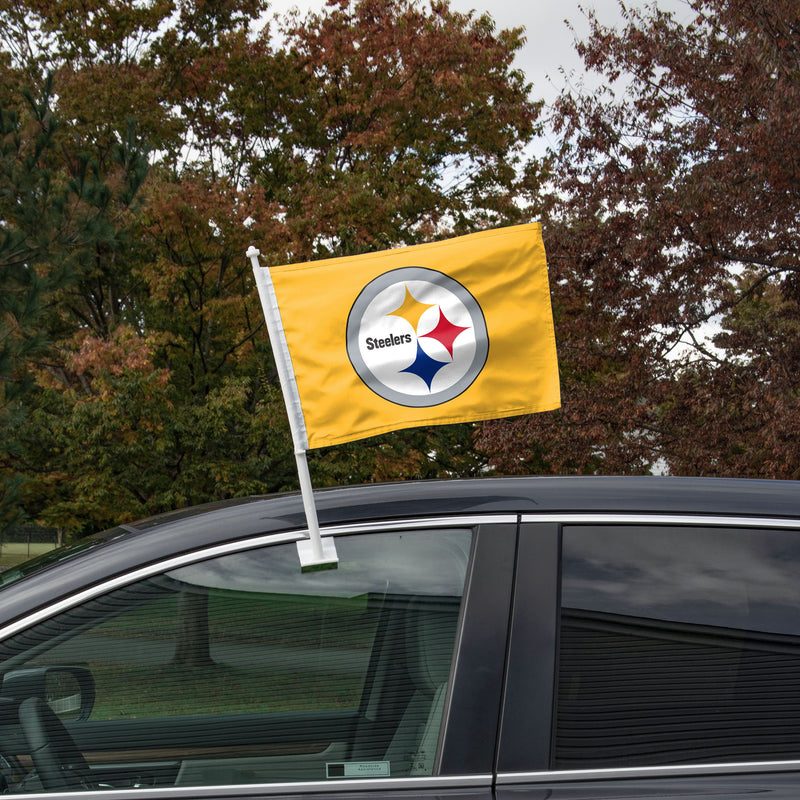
{"left": 0, "top": 530, "right": 128, "bottom": 591}
{"left": 557, "top": 525, "right": 800, "bottom": 769}
{"left": 0, "top": 528, "right": 471, "bottom": 792}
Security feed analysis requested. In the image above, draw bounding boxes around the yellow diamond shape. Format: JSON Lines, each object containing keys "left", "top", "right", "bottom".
{"left": 386, "top": 285, "right": 436, "bottom": 332}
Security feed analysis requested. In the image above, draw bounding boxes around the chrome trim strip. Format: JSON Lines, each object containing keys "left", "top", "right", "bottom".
{"left": 0, "top": 530, "right": 296, "bottom": 643}
{"left": 521, "top": 512, "right": 800, "bottom": 529}
{"left": 11, "top": 773, "right": 492, "bottom": 800}
{"left": 319, "top": 514, "right": 516, "bottom": 536}
{"left": 0, "top": 515, "right": 514, "bottom": 642}
{"left": 497, "top": 760, "right": 800, "bottom": 784}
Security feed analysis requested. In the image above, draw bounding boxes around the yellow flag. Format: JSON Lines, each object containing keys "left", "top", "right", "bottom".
{"left": 261, "top": 223, "right": 560, "bottom": 449}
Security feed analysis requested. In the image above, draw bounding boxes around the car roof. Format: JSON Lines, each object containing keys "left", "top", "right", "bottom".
{"left": 1, "top": 476, "right": 799, "bottom": 628}
{"left": 127, "top": 474, "right": 800, "bottom": 530}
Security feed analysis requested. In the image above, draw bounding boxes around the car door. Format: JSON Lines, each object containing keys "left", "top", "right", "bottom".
{"left": 497, "top": 516, "right": 800, "bottom": 800}
{"left": 0, "top": 516, "right": 515, "bottom": 798}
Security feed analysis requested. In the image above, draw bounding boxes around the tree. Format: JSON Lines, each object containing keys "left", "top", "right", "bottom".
{"left": 172, "top": 589, "right": 213, "bottom": 668}
{"left": 229, "top": 0, "right": 542, "bottom": 257}
{"left": 0, "top": 95, "right": 57, "bottom": 529}
{"left": 0, "top": 82, "right": 149, "bottom": 530}
{"left": 3, "top": 0, "right": 542, "bottom": 535}
{"left": 658, "top": 270, "right": 800, "bottom": 478}
{"left": 480, "top": 0, "right": 800, "bottom": 477}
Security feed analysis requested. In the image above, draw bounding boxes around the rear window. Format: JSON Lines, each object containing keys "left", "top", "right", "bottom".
{"left": 557, "top": 525, "right": 800, "bottom": 768}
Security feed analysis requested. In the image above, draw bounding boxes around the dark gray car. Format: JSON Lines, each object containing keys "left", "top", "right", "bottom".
{"left": 0, "top": 476, "right": 799, "bottom": 799}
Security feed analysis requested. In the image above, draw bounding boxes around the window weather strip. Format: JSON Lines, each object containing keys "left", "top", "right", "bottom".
{"left": 14, "top": 773, "right": 493, "bottom": 800}
{"left": 0, "top": 514, "right": 516, "bottom": 643}
{"left": 520, "top": 513, "right": 800, "bottom": 529}
{"left": 497, "top": 759, "right": 800, "bottom": 784}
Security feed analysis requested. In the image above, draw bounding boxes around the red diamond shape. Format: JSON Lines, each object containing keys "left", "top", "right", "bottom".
{"left": 419, "top": 308, "right": 469, "bottom": 358}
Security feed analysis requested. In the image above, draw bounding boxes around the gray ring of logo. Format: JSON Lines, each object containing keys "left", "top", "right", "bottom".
{"left": 346, "top": 267, "right": 489, "bottom": 408}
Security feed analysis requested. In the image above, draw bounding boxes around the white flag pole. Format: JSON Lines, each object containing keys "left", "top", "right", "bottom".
{"left": 247, "top": 246, "right": 338, "bottom": 571}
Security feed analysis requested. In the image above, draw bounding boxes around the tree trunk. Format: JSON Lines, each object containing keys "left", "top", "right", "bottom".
{"left": 172, "top": 590, "right": 214, "bottom": 667}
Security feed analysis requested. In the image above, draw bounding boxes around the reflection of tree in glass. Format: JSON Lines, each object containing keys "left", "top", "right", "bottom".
{"left": 171, "top": 590, "right": 213, "bottom": 668}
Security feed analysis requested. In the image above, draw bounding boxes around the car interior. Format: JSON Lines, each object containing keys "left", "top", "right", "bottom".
{"left": 0, "top": 584, "right": 462, "bottom": 792}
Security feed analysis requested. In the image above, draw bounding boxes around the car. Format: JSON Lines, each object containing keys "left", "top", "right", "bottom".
{"left": 0, "top": 475, "right": 800, "bottom": 799}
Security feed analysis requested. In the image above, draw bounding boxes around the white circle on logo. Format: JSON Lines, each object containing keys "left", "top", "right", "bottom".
{"left": 346, "top": 268, "right": 489, "bottom": 407}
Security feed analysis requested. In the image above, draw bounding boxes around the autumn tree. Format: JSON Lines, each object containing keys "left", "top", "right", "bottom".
{"left": 480, "top": 0, "right": 800, "bottom": 477}
{"left": 226, "top": 0, "right": 541, "bottom": 257}
{"left": 0, "top": 0, "right": 282, "bottom": 532}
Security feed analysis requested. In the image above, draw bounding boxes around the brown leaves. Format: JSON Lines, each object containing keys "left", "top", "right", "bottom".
{"left": 251, "top": 0, "right": 540, "bottom": 255}
{"left": 480, "top": 0, "right": 800, "bottom": 478}
{"left": 36, "top": 326, "right": 169, "bottom": 399}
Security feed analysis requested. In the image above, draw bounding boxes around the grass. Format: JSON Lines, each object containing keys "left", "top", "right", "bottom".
{"left": 0, "top": 544, "right": 57, "bottom": 569}
{"left": 47, "top": 590, "right": 381, "bottom": 720}
{"left": 92, "top": 591, "right": 379, "bottom": 647}
{"left": 90, "top": 663, "right": 366, "bottom": 719}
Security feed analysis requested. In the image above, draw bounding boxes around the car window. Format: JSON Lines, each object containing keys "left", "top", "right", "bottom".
{"left": 0, "top": 528, "right": 472, "bottom": 792}
{"left": 0, "top": 530, "right": 128, "bottom": 591}
{"left": 557, "top": 525, "right": 800, "bottom": 769}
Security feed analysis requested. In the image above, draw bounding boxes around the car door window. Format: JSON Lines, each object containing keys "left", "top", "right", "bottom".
{"left": 0, "top": 528, "right": 472, "bottom": 792}
{"left": 557, "top": 525, "right": 800, "bottom": 769}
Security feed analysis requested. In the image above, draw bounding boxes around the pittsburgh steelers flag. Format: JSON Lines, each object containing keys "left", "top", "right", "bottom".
{"left": 248, "top": 223, "right": 560, "bottom": 451}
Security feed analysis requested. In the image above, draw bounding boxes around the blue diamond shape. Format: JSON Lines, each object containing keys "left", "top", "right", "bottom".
{"left": 399, "top": 343, "right": 449, "bottom": 391}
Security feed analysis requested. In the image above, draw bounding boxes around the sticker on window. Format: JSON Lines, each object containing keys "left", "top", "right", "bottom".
{"left": 326, "top": 761, "right": 391, "bottom": 779}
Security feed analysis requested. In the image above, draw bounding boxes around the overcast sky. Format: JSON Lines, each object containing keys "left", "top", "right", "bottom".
{"left": 449, "top": 0, "right": 693, "bottom": 100}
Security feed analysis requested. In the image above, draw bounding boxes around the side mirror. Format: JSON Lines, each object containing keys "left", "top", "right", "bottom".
{"left": 1, "top": 666, "right": 95, "bottom": 722}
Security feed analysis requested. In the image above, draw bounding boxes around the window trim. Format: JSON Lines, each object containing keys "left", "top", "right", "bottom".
{"left": 497, "top": 522, "right": 559, "bottom": 774}
{"left": 503, "top": 511, "right": 800, "bottom": 784}
{"left": 439, "top": 521, "right": 517, "bottom": 777}
{"left": 0, "top": 515, "right": 516, "bottom": 644}
{"left": 8, "top": 773, "right": 494, "bottom": 800}
{"left": 496, "top": 759, "right": 800, "bottom": 784}
{"left": 521, "top": 512, "right": 800, "bottom": 529}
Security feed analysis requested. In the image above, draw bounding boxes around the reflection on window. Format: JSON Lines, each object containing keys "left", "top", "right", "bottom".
{"left": 0, "top": 529, "right": 471, "bottom": 792}
{"left": 557, "top": 525, "right": 800, "bottom": 768}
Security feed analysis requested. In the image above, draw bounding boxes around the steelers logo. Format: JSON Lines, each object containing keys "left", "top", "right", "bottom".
{"left": 346, "top": 267, "right": 489, "bottom": 407}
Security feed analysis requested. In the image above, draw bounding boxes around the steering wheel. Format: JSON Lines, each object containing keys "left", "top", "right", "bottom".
{"left": 18, "top": 696, "right": 93, "bottom": 791}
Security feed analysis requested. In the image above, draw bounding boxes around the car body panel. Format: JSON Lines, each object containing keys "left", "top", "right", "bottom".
{"left": 1, "top": 477, "right": 800, "bottom": 798}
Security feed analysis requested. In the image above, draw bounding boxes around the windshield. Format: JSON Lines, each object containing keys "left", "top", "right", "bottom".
{"left": 0, "top": 527, "right": 130, "bottom": 590}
